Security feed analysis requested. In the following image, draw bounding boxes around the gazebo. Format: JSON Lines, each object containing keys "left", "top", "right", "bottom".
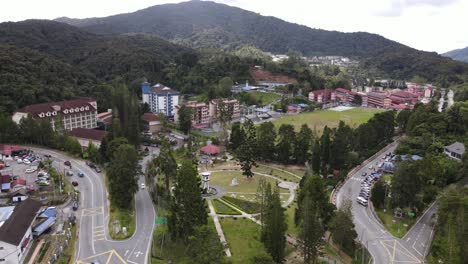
{"left": 200, "top": 144, "right": 221, "bottom": 156}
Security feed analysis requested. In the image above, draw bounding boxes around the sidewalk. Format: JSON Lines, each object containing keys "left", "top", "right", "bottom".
{"left": 207, "top": 200, "right": 232, "bottom": 257}
{"left": 27, "top": 239, "right": 45, "bottom": 264}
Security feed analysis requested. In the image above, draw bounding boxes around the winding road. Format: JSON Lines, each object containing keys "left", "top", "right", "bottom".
{"left": 30, "top": 147, "right": 155, "bottom": 264}
{"left": 336, "top": 144, "right": 437, "bottom": 264}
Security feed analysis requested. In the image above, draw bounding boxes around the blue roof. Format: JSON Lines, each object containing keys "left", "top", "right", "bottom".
{"left": 1, "top": 183, "right": 10, "bottom": 190}
{"left": 39, "top": 207, "right": 57, "bottom": 218}
{"left": 33, "top": 217, "right": 56, "bottom": 234}
{"left": 411, "top": 155, "right": 423, "bottom": 161}
{"left": 0, "top": 206, "right": 15, "bottom": 224}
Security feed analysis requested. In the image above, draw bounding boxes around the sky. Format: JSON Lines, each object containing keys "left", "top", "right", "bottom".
{"left": 1, "top": 0, "right": 467, "bottom": 53}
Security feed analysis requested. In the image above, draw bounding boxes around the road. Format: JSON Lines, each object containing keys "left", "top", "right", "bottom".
{"left": 336, "top": 145, "right": 437, "bottom": 264}
{"left": 29, "top": 147, "right": 155, "bottom": 264}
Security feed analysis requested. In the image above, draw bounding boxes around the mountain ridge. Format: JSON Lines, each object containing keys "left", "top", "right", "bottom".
{"left": 443, "top": 46, "right": 468, "bottom": 63}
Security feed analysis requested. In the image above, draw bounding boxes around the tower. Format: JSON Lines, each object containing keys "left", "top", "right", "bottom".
{"left": 201, "top": 172, "right": 211, "bottom": 191}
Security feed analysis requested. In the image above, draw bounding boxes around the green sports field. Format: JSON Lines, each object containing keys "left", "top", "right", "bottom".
{"left": 272, "top": 107, "right": 384, "bottom": 133}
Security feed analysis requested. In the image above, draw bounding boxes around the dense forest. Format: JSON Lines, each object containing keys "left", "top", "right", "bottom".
{"left": 56, "top": 0, "right": 468, "bottom": 83}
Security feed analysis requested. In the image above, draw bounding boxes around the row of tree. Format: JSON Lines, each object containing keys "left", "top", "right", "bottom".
{"left": 230, "top": 111, "right": 396, "bottom": 176}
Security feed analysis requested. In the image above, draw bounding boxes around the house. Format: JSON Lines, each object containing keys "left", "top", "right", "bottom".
{"left": 1, "top": 175, "right": 11, "bottom": 192}
{"left": 142, "top": 113, "right": 162, "bottom": 133}
{"left": 0, "top": 199, "right": 42, "bottom": 264}
{"left": 10, "top": 179, "right": 27, "bottom": 192}
{"left": 444, "top": 142, "right": 465, "bottom": 160}
{"left": 141, "top": 82, "right": 180, "bottom": 117}
{"left": 12, "top": 98, "right": 98, "bottom": 131}
{"left": 174, "top": 101, "right": 210, "bottom": 129}
{"left": 0, "top": 145, "right": 23, "bottom": 161}
{"left": 209, "top": 99, "right": 241, "bottom": 122}
{"left": 69, "top": 128, "right": 108, "bottom": 149}
{"left": 10, "top": 189, "right": 28, "bottom": 203}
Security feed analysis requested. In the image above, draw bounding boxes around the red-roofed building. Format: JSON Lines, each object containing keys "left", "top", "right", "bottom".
{"left": 142, "top": 113, "right": 162, "bottom": 133}
{"left": 69, "top": 128, "right": 107, "bottom": 149}
{"left": 335, "top": 88, "right": 368, "bottom": 106}
{"left": 200, "top": 144, "right": 221, "bottom": 155}
{"left": 368, "top": 92, "right": 392, "bottom": 108}
{"left": 175, "top": 101, "right": 210, "bottom": 129}
{"left": 0, "top": 145, "right": 23, "bottom": 160}
{"left": 389, "top": 91, "right": 418, "bottom": 105}
{"left": 308, "top": 89, "right": 336, "bottom": 104}
{"left": 12, "top": 98, "right": 98, "bottom": 131}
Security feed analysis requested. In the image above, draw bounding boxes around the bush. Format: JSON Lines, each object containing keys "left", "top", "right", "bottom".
{"left": 222, "top": 196, "right": 262, "bottom": 214}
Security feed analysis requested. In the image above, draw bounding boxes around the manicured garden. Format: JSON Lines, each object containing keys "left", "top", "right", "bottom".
{"left": 222, "top": 196, "right": 262, "bottom": 214}
{"left": 273, "top": 108, "right": 384, "bottom": 133}
{"left": 212, "top": 199, "right": 241, "bottom": 215}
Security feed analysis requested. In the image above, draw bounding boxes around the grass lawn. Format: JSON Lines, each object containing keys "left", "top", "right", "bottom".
{"left": 249, "top": 91, "right": 282, "bottom": 106}
{"left": 220, "top": 218, "right": 268, "bottom": 263}
{"left": 254, "top": 164, "right": 302, "bottom": 183}
{"left": 225, "top": 192, "right": 290, "bottom": 204}
{"left": 286, "top": 201, "right": 299, "bottom": 236}
{"left": 376, "top": 209, "right": 416, "bottom": 238}
{"left": 209, "top": 171, "right": 279, "bottom": 193}
{"left": 109, "top": 205, "right": 136, "bottom": 239}
{"left": 152, "top": 214, "right": 219, "bottom": 263}
{"left": 272, "top": 108, "right": 384, "bottom": 133}
{"left": 212, "top": 199, "right": 241, "bottom": 215}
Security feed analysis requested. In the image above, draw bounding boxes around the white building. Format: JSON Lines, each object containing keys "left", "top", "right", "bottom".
{"left": 142, "top": 82, "right": 180, "bottom": 117}
{"left": 0, "top": 199, "right": 42, "bottom": 264}
{"left": 12, "top": 98, "right": 98, "bottom": 131}
{"left": 444, "top": 142, "right": 465, "bottom": 160}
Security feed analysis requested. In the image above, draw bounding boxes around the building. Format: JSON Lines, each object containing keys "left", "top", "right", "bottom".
{"left": 367, "top": 92, "right": 392, "bottom": 108}
{"left": 69, "top": 128, "right": 108, "bottom": 149}
{"left": 10, "top": 190, "right": 28, "bottom": 203}
{"left": 174, "top": 101, "right": 210, "bottom": 129}
{"left": 96, "top": 110, "right": 113, "bottom": 131}
{"left": 0, "top": 145, "right": 22, "bottom": 161}
{"left": 308, "top": 89, "right": 336, "bottom": 104}
{"left": 0, "top": 199, "right": 42, "bottom": 264}
{"left": 12, "top": 98, "right": 98, "bottom": 131}
{"left": 335, "top": 88, "right": 368, "bottom": 106}
{"left": 141, "top": 82, "right": 180, "bottom": 117}
{"left": 142, "top": 113, "right": 162, "bottom": 133}
{"left": 444, "top": 142, "right": 465, "bottom": 160}
{"left": 209, "top": 99, "right": 241, "bottom": 122}
{"left": 389, "top": 91, "right": 418, "bottom": 105}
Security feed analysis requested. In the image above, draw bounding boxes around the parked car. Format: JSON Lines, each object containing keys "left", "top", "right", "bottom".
{"left": 44, "top": 154, "right": 52, "bottom": 158}
{"left": 72, "top": 201, "right": 78, "bottom": 211}
{"left": 23, "top": 159, "right": 31, "bottom": 164}
{"left": 17, "top": 159, "right": 23, "bottom": 164}
{"left": 94, "top": 167, "right": 102, "bottom": 173}
{"left": 25, "top": 167, "right": 37, "bottom": 173}
{"left": 66, "top": 171, "right": 74, "bottom": 176}
{"left": 5, "top": 162, "right": 10, "bottom": 167}
{"left": 141, "top": 183, "right": 146, "bottom": 189}
{"left": 38, "top": 181, "right": 50, "bottom": 186}
{"left": 72, "top": 181, "right": 79, "bottom": 187}
{"left": 368, "top": 165, "right": 373, "bottom": 170}
{"left": 64, "top": 160, "right": 71, "bottom": 167}
{"left": 361, "top": 172, "right": 367, "bottom": 177}
{"left": 86, "top": 161, "right": 96, "bottom": 168}
{"left": 78, "top": 172, "right": 85, "bottom": 178}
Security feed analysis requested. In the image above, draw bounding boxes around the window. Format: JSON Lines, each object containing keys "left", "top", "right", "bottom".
{"left": 85, "top": 106, "right": 89, "bottom": 111}
{"left": 46, "top": 112, "right": 51, "bottom": 117}
{"left": 75, "top": 107, "right": 79, "bottom": 112}
{"left": 70, "top": 108, "right": 74, "bottom": 113}
{"left": 39, "top": 113, "right": 45, "bottom": 118}
{"left": 64, "top": 109, "right": 69, "bottom": 114}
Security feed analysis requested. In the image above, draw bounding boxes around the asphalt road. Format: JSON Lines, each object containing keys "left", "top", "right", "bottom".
{"left": 29, "top": 147, "right": 156, "bottom": 264}
{"left": 336, "top": 145, "right": 437, "bottom": 264}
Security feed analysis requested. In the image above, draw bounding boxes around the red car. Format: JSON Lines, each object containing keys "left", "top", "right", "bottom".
{"left": 72, "top": 181, "right": 79, "bottom": 187}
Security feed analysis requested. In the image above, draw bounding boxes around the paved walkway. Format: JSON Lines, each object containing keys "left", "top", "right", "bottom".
{"left": 27, "top": 239, "right": 45, "bottom": 264}
{"left": 207, "top": 200, "right": 232, "bottom": 257}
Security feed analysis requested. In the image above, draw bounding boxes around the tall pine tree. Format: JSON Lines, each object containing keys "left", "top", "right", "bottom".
{"left": 262, "top": 186, "right": 287, "bottom": 263}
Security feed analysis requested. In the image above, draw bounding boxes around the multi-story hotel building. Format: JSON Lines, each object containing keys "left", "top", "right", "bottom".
{"left": 209, "top": 99, "right": 241, "bottom": 122}
{"left": 174, "top": 101, "right": 210, "bottom": 128}
{"left": 141, "top": 82, "right": 180, "bottom": 117}
{"left": 12, "top": 98, "right": 98, "bottom": 131}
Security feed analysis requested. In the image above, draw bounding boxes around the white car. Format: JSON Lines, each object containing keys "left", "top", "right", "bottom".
{"left": 25, "top": 167, "right": 37, "bottom": 173}
{"left": 17, "top": 159, "right": 23, "bottom": 164}
{"left": 368, "top": 165, "right": 374, "bottom": 170}
{"left": 141, "top": 183, "right": 146, "bottom": 189}
{"left": 23, "top": 159, "right": 31, "bottom": 164}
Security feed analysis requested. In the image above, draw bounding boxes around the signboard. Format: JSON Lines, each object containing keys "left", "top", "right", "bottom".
{"left": 156, "top": 217, "right": 167, "bottom": 225}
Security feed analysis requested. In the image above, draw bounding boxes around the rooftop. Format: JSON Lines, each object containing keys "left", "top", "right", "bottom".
{"left": 150, "top": 83, "right": 179, "bottom": 95}
{"left": 69, "top": 128, "right": 108, "bottom": 142}
{"left": 0, "top": 199, "right": 42, "bottom": 246}
{"left": 15, "top": 98, "right": 97, "bottom": 119}
{"left": 445, "top": 142, "right": 465, "bottom": 155}
{"left": 0, "top": 145, "right": 23, "bottom": 156}
{"left": 142, "top": 113, "right": 160, "bottom": 122}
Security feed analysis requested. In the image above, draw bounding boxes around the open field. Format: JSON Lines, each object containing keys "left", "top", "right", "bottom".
{"left": 209, "top": 171, "right": 280, "bottom": 193}
{"left": 220, "top": 218, "right": 267, "bottom": 263}
{"left": 249, "top": 91, "right": 282, "bottom": 106}
{"left": 272, "top": 108, "right": 385, "bottom": 133}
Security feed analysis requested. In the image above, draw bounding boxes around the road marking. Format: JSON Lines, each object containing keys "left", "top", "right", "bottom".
{"left": 82, "top": 207, "right": 103, "bottom": 216}
{"left": 77, "top": 249, "right": 127, "bottom": 264}
{"left": 124, "top": 250, "right": 129, "bottom": 256}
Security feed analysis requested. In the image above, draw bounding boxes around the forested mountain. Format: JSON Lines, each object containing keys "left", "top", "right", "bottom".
{"left": 55, "top": 1, "right": 468, "bottom": 83}
{"left": 443, "top": 46, "right": 468, "bottom": 63}
{"left": 0, "top": 20, "right": 196, "bottom": 112}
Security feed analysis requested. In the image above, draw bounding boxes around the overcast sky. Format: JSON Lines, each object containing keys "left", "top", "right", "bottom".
{"left": 1, "top": 0, "right": 467, "bottom": 53}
